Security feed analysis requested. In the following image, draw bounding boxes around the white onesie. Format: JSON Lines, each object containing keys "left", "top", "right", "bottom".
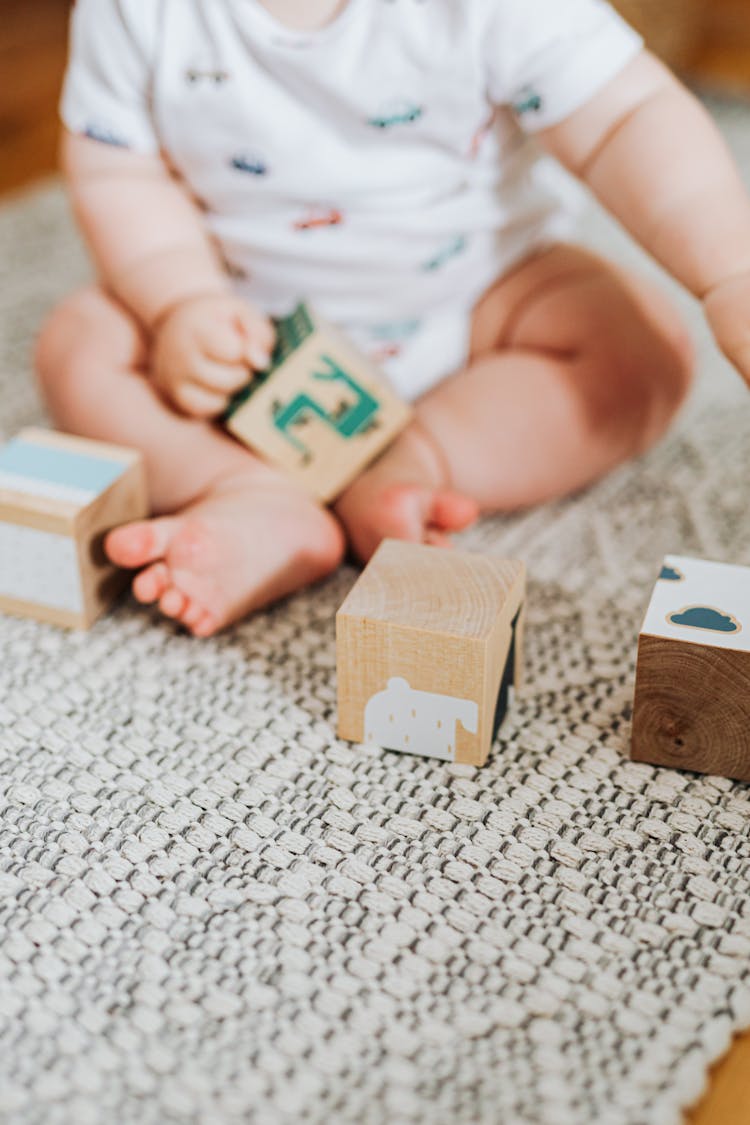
{"left": 61, "top": 0, "right": 642, "bottom": 401}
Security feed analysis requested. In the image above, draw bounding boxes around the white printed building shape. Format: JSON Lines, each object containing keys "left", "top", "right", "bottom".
{"left": 364, "top": 677, "right": 479, "bottom": 761}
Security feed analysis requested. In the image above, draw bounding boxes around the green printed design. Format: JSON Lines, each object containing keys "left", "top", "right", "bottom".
{"left": 368, "top": 102, "right": 423, "bottom": 129}
{"left": 272, "top": 355, "right": 380, "bottom": 463}
{"left": 225, "top": 304, "right": 315, "bottom": 417}
{"left": 224, "top": 304, "right": 382, "bottom": 465}
{"left": 270, "top": 304, "right": 315, "bottom": 368}
{"left": 513, "top": 87, "right": 543, "bottom": 116}
{"left": 423, "top": 235, "right": 468, "bottom": 272}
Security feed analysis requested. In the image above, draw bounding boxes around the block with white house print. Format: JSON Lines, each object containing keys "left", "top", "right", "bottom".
{"left": 224, "top": 304, "right": 412, "bottom": 503}
{"left": 632, "top": 554, "right": 750, "bottom": 779}
{"left": 336, "top": 539, "right": 526, "bottom": 767}
{"left": 0, "top": 428, "right": 148, "bottom": 629}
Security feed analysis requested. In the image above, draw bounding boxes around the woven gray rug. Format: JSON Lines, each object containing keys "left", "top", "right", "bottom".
{"left": 2, "top": 99, "right": 750, "bottom": 1125}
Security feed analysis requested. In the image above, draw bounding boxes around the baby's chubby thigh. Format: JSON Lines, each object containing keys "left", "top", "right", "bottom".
{"left": 386, "top": 242, "right": 696, "bottom": 510}
{"left": 34, "top": 285, "right": 258, "bottom": 514}
{"left": 463, "top": 242, "right": 695, "bottom": 451}
{"left": 35, "top": 284, "right": 153, "bottom": 445}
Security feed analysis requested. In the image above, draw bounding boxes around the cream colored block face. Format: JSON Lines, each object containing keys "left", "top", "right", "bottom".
{"left": 225, "top": 304, "right": 412, "bottom": 503}
{"left": 336, "top": 540, "right": 526, "bottom": 767}
{"left": 0, "top": 428, "right": 148, "bottom": 629}
{"left": 632, "top": 555, "right": 750, "bottom": 781}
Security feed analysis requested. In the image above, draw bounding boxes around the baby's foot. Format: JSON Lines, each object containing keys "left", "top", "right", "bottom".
{"left": 335, "top": 423, "right": 479, "bottom": 561}
{"left": 105, "top": 468, "right": 345, "bottom": 635}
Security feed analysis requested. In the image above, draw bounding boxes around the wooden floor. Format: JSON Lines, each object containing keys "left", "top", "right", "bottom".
{"left": 2, "top": 2, "right": 750, "bottom": 1121}
{"left": 693, "top": 0, "right": 750, "bottom": 94}
{"left": 0, "top": 0, "right": 69, "bottom": 197}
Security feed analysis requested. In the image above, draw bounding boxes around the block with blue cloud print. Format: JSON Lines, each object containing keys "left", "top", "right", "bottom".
{"left": 632, "top": 554, "right": 750, "bottom": 780}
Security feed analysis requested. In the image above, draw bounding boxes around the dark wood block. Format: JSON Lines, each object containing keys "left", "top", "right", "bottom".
{"left": 631, "top": 555, "right": 750, "bottom": 780}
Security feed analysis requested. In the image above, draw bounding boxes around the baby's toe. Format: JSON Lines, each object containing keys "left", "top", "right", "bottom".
{"left": 106, "top": 516, "right": 179, "bottom": 569}
{"left": 429, "top": 491, "right": 480, "bottom": 532}
{"left": 179, "top": 599, "right": 205, "bottom": 630}
{"left": 424, "top": 529, "right": 454, "bottom": 549}
{"left": 132, "top": 562, "right": 170, "bottom": 604}
{"left": 159, "top": 587, "right": 188, "bottom": 619}
{"left": 191, "top": 610, "right": 218, "bottom": 638}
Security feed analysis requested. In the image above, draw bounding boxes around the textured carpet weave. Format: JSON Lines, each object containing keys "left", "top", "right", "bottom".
{"left": 2, "top": 101, "right": 750, "bottom": 1125}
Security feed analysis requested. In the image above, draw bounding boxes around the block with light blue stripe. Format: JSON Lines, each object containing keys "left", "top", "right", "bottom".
{"left": 0, "top": 436, "right": 127, "bottom": 505}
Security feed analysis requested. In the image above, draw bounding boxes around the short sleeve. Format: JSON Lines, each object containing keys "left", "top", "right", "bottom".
{"left": 60, "top": 0, "right": 161, "bottom": 153}
{"left": 484, "top": 0, "right": 644, "bottom": 132}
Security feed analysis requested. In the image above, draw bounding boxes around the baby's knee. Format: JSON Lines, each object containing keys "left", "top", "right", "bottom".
{"left": 592, "top": 286, "right": 692, "bottom": 449}
{"left": 37, "top": 289, "right": 104, "bottom": 392}
{"left": 36, "top": 290, "right": 96, "bottom": 405}
{"left": 657, "top": 306, "right": 694, "bottom": 401}
{"left": 636, "top": 309, "right": 695, "bottom": 450}
{"left": 584, "top": 297, "right": 693, "bottom": 461}
{"left": 35, "top": 287, "right": 144, "bottom": 404}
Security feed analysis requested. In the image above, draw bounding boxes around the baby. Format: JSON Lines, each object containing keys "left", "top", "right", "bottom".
{"left": 37, "top": 0, "right": 750, "bottom": 636}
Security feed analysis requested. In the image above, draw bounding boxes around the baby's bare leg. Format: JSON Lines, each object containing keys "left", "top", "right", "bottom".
{"left": 336, "top": 244, "right": 693, "bottom": 559}
{"left": 36, "top": 287, "right": 344, "bottom": 634}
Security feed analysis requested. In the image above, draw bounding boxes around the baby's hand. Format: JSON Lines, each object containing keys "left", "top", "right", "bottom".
{"left": 152, "top": 294, "right": 275, "bottom": 417}
{"left": 704, "top": 272, "right": 750, "bottom": 389}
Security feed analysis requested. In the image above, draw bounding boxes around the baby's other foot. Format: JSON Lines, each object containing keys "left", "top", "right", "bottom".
{"left": 105, "top": 468, "right": 345, "bottom": 635}
{"left": 335, "top": 424, "right": 478, "bottom": 561}
{"left": 337, "top": 480, "right": 478, "bottom": 562}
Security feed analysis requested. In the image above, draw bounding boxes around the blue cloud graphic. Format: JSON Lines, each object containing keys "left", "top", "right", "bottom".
{"left": 659, "top": 564, "right": 683, "bottom": 582}
{"left": 667, "top": 605, "right": 741, "bottom": 633}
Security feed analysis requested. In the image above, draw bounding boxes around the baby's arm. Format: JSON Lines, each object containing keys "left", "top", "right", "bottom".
{"left": 63, "top": 132, "right": 273, "bottom": 416}
{"left": 539, "top": 52, "right": 750, "bottom": 384}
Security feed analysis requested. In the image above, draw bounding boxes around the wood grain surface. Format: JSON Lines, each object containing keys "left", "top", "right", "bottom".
{"left": 632, "top": 633, "right": 750, "bottom": 780}
{"left": 2, "top": 0, "right": 750, "bottom": 1120}
{"left": 336, "top": 540, "right": 525, "bottom": 765}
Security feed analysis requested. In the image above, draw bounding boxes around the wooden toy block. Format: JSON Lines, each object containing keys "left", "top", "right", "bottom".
{"left": 631, "top": 555, "right": 750, "bottom": 780}
{"left": 336, "top": 539, "right": 526, "bottom": 766}
{"left": 224, "top": 304, "right": 412, "bottom": 503}
{"left": 0, "top": 428, "right": 148, "bottom": 629}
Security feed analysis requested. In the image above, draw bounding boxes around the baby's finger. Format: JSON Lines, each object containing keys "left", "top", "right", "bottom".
{"left": 235, "top": 308, "right": 276, "bottom": 369}
{"left": 172, "top": 379, "right": 230, "bottom": 419}
{"left": 189, "top": 356, "right": 254, "bottom": 395}
{"left": 195, "top": 315, "right": 248, "bottom": 365}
